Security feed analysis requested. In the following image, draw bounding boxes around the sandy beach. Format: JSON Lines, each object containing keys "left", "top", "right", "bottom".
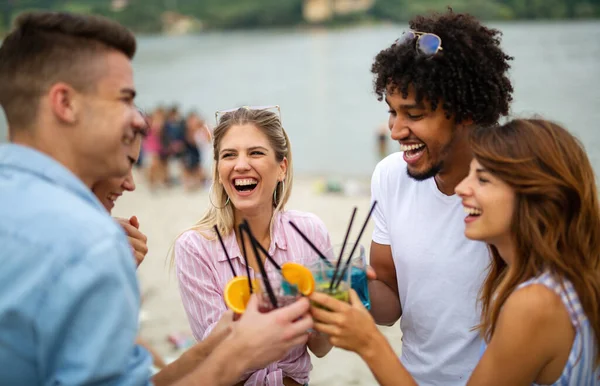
{"left": 113, "top": 169, "right": 402, "bottom": 385}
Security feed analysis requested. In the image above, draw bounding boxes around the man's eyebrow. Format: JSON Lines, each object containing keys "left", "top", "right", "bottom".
{"left": 398, "top": 102, "right": 426, "bottom": 109}
{"left": 385, "top": 97, "right": 426, "bottom": 110}
{"left": 120, "top": 88, "right": 137, "bottom": 98}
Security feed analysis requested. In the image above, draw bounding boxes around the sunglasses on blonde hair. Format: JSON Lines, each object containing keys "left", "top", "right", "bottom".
{"left": 214, "top": 105, "right": 281, "bottom": 125}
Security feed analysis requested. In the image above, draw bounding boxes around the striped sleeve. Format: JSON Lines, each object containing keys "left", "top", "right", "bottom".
{"left": 175, "top": 231, "right": 226, "bottom": 341}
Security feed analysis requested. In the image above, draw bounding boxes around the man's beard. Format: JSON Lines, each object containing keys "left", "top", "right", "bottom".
{"left": 406, "top": 162, "right": 443, "bottom": 181}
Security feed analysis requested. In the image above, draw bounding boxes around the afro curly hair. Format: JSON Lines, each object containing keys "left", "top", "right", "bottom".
{"left": 371, "top": 9, "right": 514, "bottom": 127}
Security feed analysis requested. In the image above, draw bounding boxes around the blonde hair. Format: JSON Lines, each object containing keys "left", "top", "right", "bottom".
{"left": 169, "top": 107, "right": 293, "bottom": 267}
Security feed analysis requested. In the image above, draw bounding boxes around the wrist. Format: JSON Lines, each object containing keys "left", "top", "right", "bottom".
{"left": 221, "top": 330, "right": 254, "bottom": 374}
{"left": 357, "top": 327, "right": 385, "bottom": 362}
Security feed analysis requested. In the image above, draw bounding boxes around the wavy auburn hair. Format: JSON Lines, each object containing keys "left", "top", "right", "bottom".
{"left": 472, "top": 119, "right": 600, "bottom": 365}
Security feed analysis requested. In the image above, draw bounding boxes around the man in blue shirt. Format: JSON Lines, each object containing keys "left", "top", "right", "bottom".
{"left": 0, "top": 11, "right": 314, "bottom": 385}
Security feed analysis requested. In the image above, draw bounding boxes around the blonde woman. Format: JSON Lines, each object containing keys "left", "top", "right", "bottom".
{"left": 174, "top": 106, "right": 332, "bottom": 386}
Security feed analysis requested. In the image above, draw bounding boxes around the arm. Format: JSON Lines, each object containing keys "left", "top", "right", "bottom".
{"left": 174, "top": 295, "right": 314, "bottom": 386}
{"left": 307, "top": 331, "right": 332, "bottom": 358}
{"left": 467, "top": 284, "right": 573, "bottom": 386}
{"left": 152, "top": 313, "right": 233, "bottom": 386}
{"left": 175, "top": 232, "right": 228, "bottom": 341}
{"left": 38, "top": 239, "right": 151, "bottom": 385}
{"left": 310, "top": 290, "right": 416, "bottom": 386}
{"left": 369, "top": 241, "right": 401, "bottom": 325}
{"left": 368, "top": 163, "right": 402, "bottom": 325}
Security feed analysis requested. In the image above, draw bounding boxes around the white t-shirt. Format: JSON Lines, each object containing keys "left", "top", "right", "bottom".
{"left": 371, "top": 153, "right": 490, "bottom": 386}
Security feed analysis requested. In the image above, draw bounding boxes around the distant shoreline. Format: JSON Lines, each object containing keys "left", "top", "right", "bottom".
{"left": 2, "top": 16, "right": 599, "bottom": 38}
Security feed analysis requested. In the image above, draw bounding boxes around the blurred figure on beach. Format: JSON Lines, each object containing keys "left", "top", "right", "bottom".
{"left": 161, "top": 105, "right": 186, "bottom": 186}
{"left": 144, "top": 106, "right": 168, "bottom": 190}
{"left": 376, "top": 122, "right": 388, "bottom": 160}
{"left": 182, "top": 111, "right": 210, "bottom": 191}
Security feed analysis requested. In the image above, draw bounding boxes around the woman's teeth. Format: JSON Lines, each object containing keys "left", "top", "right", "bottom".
{"left": 464, "top": 207, "right": 483, "bottom": 216}
{"left": 234, "top": 178, "right": 258, "bottom": 192}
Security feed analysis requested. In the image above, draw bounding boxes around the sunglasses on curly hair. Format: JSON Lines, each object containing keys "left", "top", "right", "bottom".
{"left": 214, "top": 105, "right": 281, "bottom": 125}
{"left": 395, "top": 30, "right": 443, "bottom": 56}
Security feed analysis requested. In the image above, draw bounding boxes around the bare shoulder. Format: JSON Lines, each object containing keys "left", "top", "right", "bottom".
{"left": 502, "top": 283, "right": 567, "bottom": 327}
{"left": 494, "top": 282, "right": 573, "bottom": 358}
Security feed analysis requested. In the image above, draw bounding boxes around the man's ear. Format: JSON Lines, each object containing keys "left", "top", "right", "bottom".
{"left": 47, "top": 82, "right": 80, "bottom": 124}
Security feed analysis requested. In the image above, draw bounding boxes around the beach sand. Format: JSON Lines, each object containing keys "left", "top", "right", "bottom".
{"left": 113, "top": 169, "right": 402, "bottom": 385}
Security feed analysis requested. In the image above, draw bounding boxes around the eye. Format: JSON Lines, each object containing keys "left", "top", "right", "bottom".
{"left": 407, "top": 112, "right": 424, "bottom": 120}
{"left": 121, "top": 96, "right": 134, "bottom": 105}
{"left": 221, "top": 153, "right": 234, "bottom": 159}
{"left": 135, "top": 128, "right": 149, "bottom": 138}
{"left": 477, "top": 177, "right": 489, "bottom": 184}
{"left": 387, "top": 109, "right": 397, "bottom": 116}
{"left": 250, "top": 150, "right": 265, "bottom": 156}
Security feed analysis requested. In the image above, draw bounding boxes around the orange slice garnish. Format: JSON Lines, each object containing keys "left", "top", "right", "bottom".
{"left": 224, "top": 276, "right": 257, "bottom": 314}
{"left": 281, "top": 262, "right": 315, "bottom": 296}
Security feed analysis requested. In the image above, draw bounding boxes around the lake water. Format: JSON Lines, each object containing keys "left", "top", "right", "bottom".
{"left": 1, "top": 21, "right": 599, "bottom": 177}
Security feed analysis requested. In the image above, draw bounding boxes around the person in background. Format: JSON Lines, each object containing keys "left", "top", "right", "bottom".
{"left": 144, "top": 106, "right": 168, "bottom": 191}
{"left": 182, "top": 111, "right": 205, "bottom": 191}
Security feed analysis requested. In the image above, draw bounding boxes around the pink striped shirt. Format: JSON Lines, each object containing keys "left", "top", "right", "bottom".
{"left": 175, "top": 210, "right": 332, "bottom": 386}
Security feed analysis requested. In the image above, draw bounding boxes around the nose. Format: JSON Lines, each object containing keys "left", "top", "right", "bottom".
{"left": 234, "top": 154, "right": 251, "bottom": 172}
{"left": 390, "top": 116, "right": 410, "bottom": 142}
{"left": 122, "top": 170, "right": 136, "bottom": 192}
{"left": 132, "top": 108, "right": 147, "bottom": 132}
{"left": 455, "top": 176, "right": 471, "bottom": 197}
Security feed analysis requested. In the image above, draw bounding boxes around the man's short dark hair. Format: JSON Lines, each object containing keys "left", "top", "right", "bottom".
{"left": 0, "top": 11, "right": 137, "bottom": 130}
{"left": 371, "top": 9, "right": 513, "bottom": 127}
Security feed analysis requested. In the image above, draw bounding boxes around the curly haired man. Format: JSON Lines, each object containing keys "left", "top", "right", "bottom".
{"left": 366, "top": 9, "right": 514, "bottom": 386}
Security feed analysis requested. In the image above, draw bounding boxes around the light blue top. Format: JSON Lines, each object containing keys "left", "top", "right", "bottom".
{"left": 0, "top": 144, "right": 152, "bottom": 385}
{"left": 481, "top": 271, "right": 599, "bottom": 385}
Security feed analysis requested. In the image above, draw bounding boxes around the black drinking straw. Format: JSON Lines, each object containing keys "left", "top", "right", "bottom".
{"left": 329, "top": 207, "right": 357, "bottom": 290}
{"left": 334, "top": 201, "right": 378, "bottom": 289}
{"left": 238, "top": 224, "right": 253, "bottom": 294}
{"left": 214, "top": 225, "right": 237, "bottom": 278}
{"left": 242, "top": 220, "right": 281, "bottom": 271}
{"left": 288, "top": 221, "right": 334, "bottom": 268}
{"left": 242, "top": 223, "right": 278, "bottom": 309}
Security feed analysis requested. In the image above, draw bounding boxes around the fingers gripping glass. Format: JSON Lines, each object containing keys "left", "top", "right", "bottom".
{"left": 395, "top": 30, "right": 443, "bottom": 56}
{"left": 214, "top": 105, "right": 281, "bottom": 125}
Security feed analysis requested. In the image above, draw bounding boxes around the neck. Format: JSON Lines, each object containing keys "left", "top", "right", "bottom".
{"left": 492, "top": 236, "right": 516, "bottom": 266}
{"left": 11, "top": 127, "right": 96, "bottom": 188}
{"left": 234, "top": 209, "right": 273, "bottom": 245}
{"left": 434, "top": 130, "right": 473, "bottom": 196}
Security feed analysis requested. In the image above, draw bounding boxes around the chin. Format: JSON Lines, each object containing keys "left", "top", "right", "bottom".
{"left": 406, "top": 166, "right": 438, "bottom": 181}
{"left": 464, "top": 227, "right": 485, "bottom": 242}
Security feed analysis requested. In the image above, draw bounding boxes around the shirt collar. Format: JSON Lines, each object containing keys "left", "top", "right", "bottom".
{"left": 0, "top": 143, "right": 105, "bottom": 212}
{"left": 216, "top": 211, "right": 288, "bottom": 263}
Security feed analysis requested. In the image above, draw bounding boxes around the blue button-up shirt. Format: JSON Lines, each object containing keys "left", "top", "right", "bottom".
{"left": 0, "top": 144, "right": 152, "bottom": 385}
